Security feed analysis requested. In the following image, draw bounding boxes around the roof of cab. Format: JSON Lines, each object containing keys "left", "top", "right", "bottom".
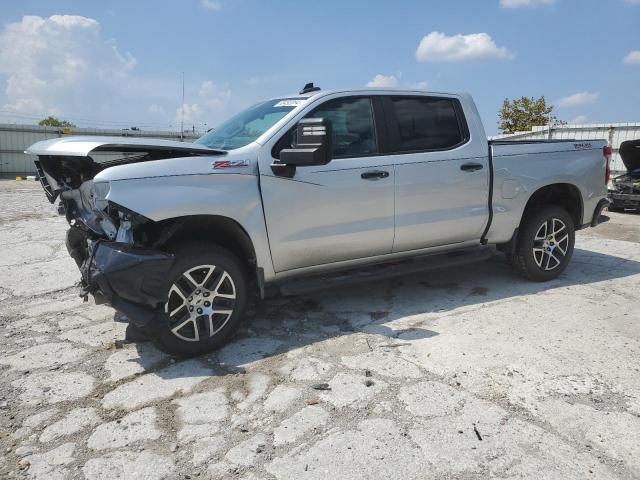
{"left": 277, "top": 88, "right": 470, "bottom": 102}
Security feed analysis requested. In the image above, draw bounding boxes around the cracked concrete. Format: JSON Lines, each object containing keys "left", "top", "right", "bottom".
{"left": 1, "top": 342, "right": 88, "bottom": 371}
{"left": 87, "top": 407, "right": 160, "bottom": 450}
{"left": 39, "top": 407, "right": 101, "bottom": 443}
{"left": 273, "top": 405, "right": 329, "bottom": 446}
{"left": 83, "top": 451, "right": 174, "bottom": 480}
{"left": 101, "top": 360, "right": 213, "bottom": 410}
{"left": 1, "top": 180, "right": 640, "bottom": 479}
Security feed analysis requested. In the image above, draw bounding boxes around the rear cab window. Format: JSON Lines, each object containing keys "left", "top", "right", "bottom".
{"left": 384, "top": 96, "right": 469, "bottom": 153}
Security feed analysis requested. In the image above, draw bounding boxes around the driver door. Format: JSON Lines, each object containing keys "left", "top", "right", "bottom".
{"left": 259, "top": 95, "right": 395, "bottom": 273}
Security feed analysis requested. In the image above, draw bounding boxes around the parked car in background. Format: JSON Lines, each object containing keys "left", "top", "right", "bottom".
{"left": 27, "top": 84, "right": 611, "bottom": 356}
{"left": 609, "top": 139, "right": 640, "bottom": 212}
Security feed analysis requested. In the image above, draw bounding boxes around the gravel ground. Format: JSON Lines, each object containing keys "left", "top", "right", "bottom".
{"left": 1, "top": 179, "right": 640, "bottom": 480}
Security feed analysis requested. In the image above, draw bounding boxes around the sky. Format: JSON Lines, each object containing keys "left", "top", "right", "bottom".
{"left": 0, "top": 0, "right": 638, "bottom": 135}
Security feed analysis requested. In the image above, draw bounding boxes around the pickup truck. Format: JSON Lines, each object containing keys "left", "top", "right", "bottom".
{"left": 27, "top": 85, "right": 611, "bottom": 355}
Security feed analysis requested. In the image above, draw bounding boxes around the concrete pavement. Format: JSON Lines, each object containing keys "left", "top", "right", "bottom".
{"left": 1, "top": 180, "right": 639, "bottom": 479}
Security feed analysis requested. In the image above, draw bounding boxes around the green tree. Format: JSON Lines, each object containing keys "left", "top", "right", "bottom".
{"left": 498, "top": 96, "right": 564, "bottom": 134}
{"left": 38, "top": 116, "right": 76, "bottom": 128}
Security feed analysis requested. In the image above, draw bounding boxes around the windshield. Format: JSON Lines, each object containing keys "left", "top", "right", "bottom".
{"left": 196, "top": 98, "right": 305, "bottom": 150}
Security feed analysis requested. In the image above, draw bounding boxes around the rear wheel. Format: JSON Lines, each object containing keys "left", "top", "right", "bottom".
{"left": 154, "top": 242, "right": 248, "bottom": 356}
{"left": 507, "top": 206, "right": 575, "bottom": 282}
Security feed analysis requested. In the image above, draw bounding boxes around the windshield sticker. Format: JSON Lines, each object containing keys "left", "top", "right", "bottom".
{"left": 274, "top": 99, "right": 306, "bottom": 108}
{"left": 213, "top": 160, "right": 250, "bottom": 169}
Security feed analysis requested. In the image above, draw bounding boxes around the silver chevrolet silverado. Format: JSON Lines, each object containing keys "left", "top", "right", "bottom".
{"left": 27, "top": 85, "right": 611, "bottom": 355}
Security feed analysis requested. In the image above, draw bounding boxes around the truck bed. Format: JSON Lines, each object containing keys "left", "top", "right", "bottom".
{"left": 484, "top": 138, "right": 608, "bottom": 244}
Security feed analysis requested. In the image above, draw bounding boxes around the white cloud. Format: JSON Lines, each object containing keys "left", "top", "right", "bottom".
{"left": 201, "top": 0, "right": 222, "bottom": 10}
{"left": 0, "top": 15, "right": 138, "bottom": 123}
{"left": 624, "top": 50, "right": 640, "bottom": 64}
{"left": 0, "top": 14, "right": 238, "bottom": 131}
{"left": 365, "top": 74, "right": 428, "bottom": 90}
{"left": 415, "top": 32, "right": 514, "bottom": 62}
{"left": 366, "top": 74, "right": 400, "bottom": 88}
{"left": 199, "top": 80, "right": 231, "bottom": 106}
{"left": 148, "top": 103, "right": 165, "bottom": 116}
{"left": 556, "top": 91, "right": 599, "bottom": 108}
{"left": 175, "top": 103, "right": 202, "bottom": 126}
{"left": 499, "top": 0, "right": 554, "bottom": 8}
{"left": 175, "top": 80, "right": 231, "bottom": 126}
{"left": 569, "top": 115, "right": 588, "bottom": 124}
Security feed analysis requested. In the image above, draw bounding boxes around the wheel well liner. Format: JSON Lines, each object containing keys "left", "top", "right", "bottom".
{"left": 522, "top": 183, "right": 583, "bottom": 229}
{"left": 152, "top": 215, "right": 257, "bottom": 270}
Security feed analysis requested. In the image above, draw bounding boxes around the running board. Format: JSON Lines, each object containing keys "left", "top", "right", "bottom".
{"left": 278, "top": 246, "right": 494, "bottom": 296}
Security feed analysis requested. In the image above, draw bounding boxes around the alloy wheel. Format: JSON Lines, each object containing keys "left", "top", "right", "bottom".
{"left": 532, "top": 218, "right": 569, "bottom": 271}
{"left": 165, "top": 264, "right": 236, "bottom": 342}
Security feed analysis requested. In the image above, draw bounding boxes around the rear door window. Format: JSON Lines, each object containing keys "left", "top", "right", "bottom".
{"left": 386, "top": 96, "right": 468, "bottom": 153}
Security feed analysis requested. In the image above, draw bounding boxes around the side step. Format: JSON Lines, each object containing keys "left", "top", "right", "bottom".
{"left": 278, "top": 246, "right": 494, "bottom": 296}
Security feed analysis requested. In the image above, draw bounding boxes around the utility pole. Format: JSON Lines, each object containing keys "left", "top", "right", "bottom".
{"left": 180, "top": 72, "right": 185, "bottom": 141}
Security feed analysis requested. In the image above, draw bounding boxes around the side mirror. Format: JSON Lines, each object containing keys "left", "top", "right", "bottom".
{"left": 272, "top": 118, "right": 332, "bottom": 177}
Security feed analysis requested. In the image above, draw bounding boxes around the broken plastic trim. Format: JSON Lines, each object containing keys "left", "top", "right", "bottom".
{"left": 34, "top": 160, "right": 57, "bottom": 203}
{"left": 107, "top": 201, "right": 152, "bottom": 225}
{"left": 81, "top": 241, "right": 175, "bottom": 328}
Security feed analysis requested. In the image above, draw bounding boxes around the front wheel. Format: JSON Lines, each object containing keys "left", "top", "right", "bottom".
{"left": 154, "top": 242, "right": 248, "bottom": 356}
{"left": 507, "top": 206, "right": 575, "bottom": 282}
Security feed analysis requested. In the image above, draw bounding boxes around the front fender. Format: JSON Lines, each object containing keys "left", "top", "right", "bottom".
{"left": 105, "top": 173, "right": 276, "bottom": 280}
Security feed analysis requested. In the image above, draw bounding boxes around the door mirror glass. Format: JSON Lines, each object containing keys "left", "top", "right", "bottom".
{"left": 279, "top": 118, "right": 333, "bottom": 166}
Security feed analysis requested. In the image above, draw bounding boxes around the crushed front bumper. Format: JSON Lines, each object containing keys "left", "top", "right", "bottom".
{"left": 609, "top": 192, "right": 640, "bottom": 211}
{"left": 79, "top": 240, "right": 175, "bottom": 330}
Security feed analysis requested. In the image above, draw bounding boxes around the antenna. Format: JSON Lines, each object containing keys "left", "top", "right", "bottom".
{"left": 299, "top": 82, "right": 321, "bottom": 94}
{"left": 180, "top": 72, "right": 185, "bottom": 141}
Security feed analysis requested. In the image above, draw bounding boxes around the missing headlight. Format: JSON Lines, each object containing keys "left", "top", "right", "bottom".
{"left": 92, "top": 181, "right": 111, "bottom": 211}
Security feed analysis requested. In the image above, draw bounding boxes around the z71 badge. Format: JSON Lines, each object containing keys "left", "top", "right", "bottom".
{"left": 574, "top": 143, "right": 593, "bottom": 150}
{"left": 213, "top": 160, "right": 250, "bottom": 169}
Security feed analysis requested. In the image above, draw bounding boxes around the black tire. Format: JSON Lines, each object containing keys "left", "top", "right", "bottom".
{"left": 154, "top": 242, "right": 248, "bottom": 357}
{"left": 507, "top": 206, "right": 575, "bottom": 282}
{"left": 125, "top": 323, "right": 152, "bottom": 343}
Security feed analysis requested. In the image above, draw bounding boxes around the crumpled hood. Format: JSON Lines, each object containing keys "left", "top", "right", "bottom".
{"left": 27, "top": 135, "right": 229, "bottom": 203}
{"left": 25, "top": 135, "right": 225, "bottom": 157}
{"left": 619, "top": 140, "right": 640, "bottom": 172}
{"left": 95, "top": 151, "right": 257, "bottom": 182}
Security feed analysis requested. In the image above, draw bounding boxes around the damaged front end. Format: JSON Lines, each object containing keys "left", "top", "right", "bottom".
{"left": 48, "top": 167, "right": 175, "bottom": 331}
{"left": 28, "top": 137, "right": 223, "bottom": 331}
{"left": 82, "top": 241, "right": 174, "bottom": 331}
{"left": 609, "top": 139, "right": 640, "bottom": 212}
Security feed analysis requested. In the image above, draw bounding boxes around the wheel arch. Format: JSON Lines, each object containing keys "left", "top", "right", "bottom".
{"left": 521, "top": 183, "right": 583, "bottom": 229}
{"left": 152, "top": 215, "right": 258, "bottom": 272}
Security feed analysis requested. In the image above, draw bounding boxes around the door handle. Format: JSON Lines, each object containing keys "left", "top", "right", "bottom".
{"left": 460, "top": 162, "right": 484, "bottom": 172}
{"left": 361, "top": 170, "right": 389, "bottom": 180}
